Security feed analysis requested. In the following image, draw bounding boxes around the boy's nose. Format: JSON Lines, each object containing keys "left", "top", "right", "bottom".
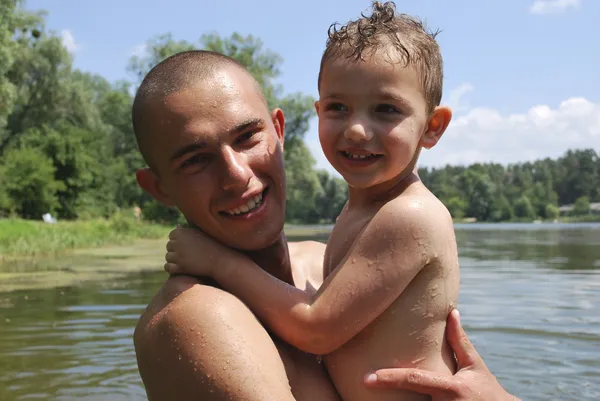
{"left": 344, "top": 122, "right": 373, "bottom": 143}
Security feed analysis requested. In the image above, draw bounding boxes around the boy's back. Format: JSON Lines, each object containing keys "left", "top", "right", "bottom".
{"left": 323, "top": 179, "right": 459, "bottom": 401}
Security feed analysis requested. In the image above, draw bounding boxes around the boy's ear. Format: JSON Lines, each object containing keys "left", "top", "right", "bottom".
{"left": 136, "top": 168, "right": 174, "bottom": 207}
{"left": 421, "top": 106, "right": 452, "bottom": 149}
{"left": 314, "top": 100, "right": 321, "bottom": 116}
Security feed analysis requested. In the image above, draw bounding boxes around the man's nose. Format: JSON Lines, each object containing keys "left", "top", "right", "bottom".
{"left": 344, "top": 120, "right": 373, "bottom": 143}
{"left": 220, "top": 147, "right": 253, "bottom": 191}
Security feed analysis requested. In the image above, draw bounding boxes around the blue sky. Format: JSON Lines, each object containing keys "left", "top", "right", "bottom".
{"left": 25, "top": 0, "right": 600, "bottom": 174}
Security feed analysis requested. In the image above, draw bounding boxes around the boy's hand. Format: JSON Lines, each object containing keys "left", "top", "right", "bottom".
{"left": 364, "top": 309, "right": 520, "bottom": 401}
{"left": 164, "top": 227, "right": 238, "bottom": 279}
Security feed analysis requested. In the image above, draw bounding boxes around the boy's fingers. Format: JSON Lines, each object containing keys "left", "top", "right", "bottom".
{"left": 166, "top": 240, "right": 175, "bottom": 252}
{"left": 165, "top": 251, "right": 177, "bottom": 263}
{"left": 446, "top": 309, "right": 482, "bottom": 370}
{"left": 164, "top": 262, "right": 180, "bottom": 274}
{"left": 364, "top": 369, "right": 457, "bottom": 396}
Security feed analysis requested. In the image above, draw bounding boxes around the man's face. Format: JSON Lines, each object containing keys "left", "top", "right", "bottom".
{"left": 138, "top": 67, "right": 287, "bottom": 251}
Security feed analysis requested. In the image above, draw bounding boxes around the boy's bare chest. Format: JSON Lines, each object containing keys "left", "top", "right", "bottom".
{"left": 324, "top": 208, "right": 375, "bottom": 276}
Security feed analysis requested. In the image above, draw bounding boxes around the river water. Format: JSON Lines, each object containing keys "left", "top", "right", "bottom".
{"left": 1, "top": 223, "right": 599, "bottom": 400}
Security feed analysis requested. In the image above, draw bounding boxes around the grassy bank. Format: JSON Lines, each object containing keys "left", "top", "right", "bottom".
{"left": 0, "top": 214, "right": 171, "bottom": 259}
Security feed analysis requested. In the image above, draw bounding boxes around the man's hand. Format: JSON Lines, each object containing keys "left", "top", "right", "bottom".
{"left": 164, "top": 227, "right": 243, "bottom": 278}
{"left": 364, "top": 309, "right": 520, "bottom": 401}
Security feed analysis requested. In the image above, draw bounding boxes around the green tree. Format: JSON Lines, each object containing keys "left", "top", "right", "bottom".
{"left": 314, "top": 171, "right": 348, "bottom": 223}
{"left": 573, "top": 196, "right": 590, "bottom": 216}
{"left": 545, "top": 204, "right": 559, "bottom": 220}
{"left": 490, "top": 195, "right": 513, "bottom": 222}
{"left": 2, "top": 147, "right": 64, "bottom": 219}
{"left": 513, "top": 196, "right": 535, "bottom": 220}
{"left": 444, "top": 197, "right": 467, "bottom": 219}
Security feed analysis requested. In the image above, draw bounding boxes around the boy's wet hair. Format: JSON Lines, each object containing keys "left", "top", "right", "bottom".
{"left": 318, "top": 1, "right": 443, "bottom": 113}
{"left": 131, "top": 50, "right": 265, "bottom": 170}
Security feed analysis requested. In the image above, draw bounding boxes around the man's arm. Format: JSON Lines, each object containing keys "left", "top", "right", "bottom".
{"left": 363, "top": 309, "right": 521, "bottom": 401}
{"left": 170, "top": 201, "right": 437, "bottom": 355}
{"left": 134, "top": 275, "right": 300, "bottom": 401}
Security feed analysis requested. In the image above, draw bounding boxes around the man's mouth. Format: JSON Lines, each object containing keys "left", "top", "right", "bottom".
{"left": 221, "top": 190, "right": 266, "bottom": 216}
{"left": 341, "top": 151, "right": 383, "bottom": 161}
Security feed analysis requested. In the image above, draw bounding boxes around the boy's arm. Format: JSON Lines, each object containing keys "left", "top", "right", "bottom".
{"left": 204, "top": 202, "right": 436, "bottom": 355}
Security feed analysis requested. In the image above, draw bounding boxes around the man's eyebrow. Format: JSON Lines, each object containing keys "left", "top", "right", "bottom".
{"left": 170, "top": 141, "right": 206, "bottom": 162}
{"left": 228, "top": 118, "right": 265, "bottom": 136}
{"left": 169, "top": 118, "right": 265, "bottom": 162}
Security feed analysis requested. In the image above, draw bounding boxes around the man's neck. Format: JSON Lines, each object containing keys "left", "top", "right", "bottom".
{"left": 243, "top": 232, "right": 294, "bottom": 285}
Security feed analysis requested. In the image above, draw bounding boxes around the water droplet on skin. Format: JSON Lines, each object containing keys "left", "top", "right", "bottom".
{"left": 367, "top": 260, "right": 373, "bottom": 266}
{"left": 178, "top": 354, "right": 182, "bottom": 361}
{"left": 352, "top": 258, "right": 356, "bottom": 264}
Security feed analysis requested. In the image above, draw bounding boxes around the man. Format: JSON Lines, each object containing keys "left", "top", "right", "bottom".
{"left": 132, "top": 50, "right": 519, "bottom": 401}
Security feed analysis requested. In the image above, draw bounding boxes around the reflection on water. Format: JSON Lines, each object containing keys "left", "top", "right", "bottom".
{"left": 0, "top": 223, "right": 599, "bottom": 400}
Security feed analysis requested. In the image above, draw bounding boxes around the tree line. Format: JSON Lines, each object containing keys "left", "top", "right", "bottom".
{"left": 1, "top": 1, "right": 598, "bottom": 226}
{"left": 418, "top": 148, "right": 600, "bottom": 221}
{"left": 0, "top": 1, "right": 347, "bottom": 225}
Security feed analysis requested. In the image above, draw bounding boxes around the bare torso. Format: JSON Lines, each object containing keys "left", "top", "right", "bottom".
{"left": 134, "top": 241, "right": 340, "bottom": 401}
{"left": 322, "top": 183, "right": 460, "bottom": 401}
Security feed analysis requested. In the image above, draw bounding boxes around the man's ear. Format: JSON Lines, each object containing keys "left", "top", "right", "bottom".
{"left": 136, "top": 168, "right": 174, "bottom": 207}
{"left": 271, "top": 108, "right": 286, "bottom": 148}
{"left": 420, "top": 106, "right": 452, "bottom": 149}
{"left": 314, "top": 100, "right": 321, "bottom": 116}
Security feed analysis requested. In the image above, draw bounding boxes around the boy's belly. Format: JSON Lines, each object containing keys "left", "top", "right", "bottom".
{"left": 324, "top": 278, "right": 456, "bottom": 401}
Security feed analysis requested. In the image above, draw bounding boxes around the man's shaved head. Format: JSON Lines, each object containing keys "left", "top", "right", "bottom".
{"left": 131, "top": 50, "right": 266, "bottom": 169}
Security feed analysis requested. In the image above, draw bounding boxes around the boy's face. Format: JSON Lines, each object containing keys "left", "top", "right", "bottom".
{"left": 316, "top": 53, "right": 450, "bottom": 190}
{"left": 136, "top": 68, "right": 287, "bottom": 251}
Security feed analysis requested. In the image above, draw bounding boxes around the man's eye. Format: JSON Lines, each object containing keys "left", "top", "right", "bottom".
{"left": 376, "top": 104, "right": 400, "bottom": 114}
{"left": 236, "top": 131, "right": 257, "bottom": 144}
{"left": 180, "top": 154, "right": 207, "bottom": 168}
{"left": 326, "top": 103, "right": 348, "bottom": 112}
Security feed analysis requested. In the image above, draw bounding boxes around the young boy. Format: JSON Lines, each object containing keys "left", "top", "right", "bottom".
{"left": 165, "top": 2, "right": 459, "bottom": 400}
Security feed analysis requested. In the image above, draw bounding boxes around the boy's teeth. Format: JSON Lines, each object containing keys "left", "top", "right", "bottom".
{"left": 344, "top": 151, "right": 377, "bottom": 159}
{"left": 226, "top": 192, "right": 264, "bottom": 216}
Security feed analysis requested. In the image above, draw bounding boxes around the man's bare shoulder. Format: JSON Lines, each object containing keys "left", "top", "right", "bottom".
{"left": 288, "top": 240, "right": 327, "bottom": 292}
{"left": 133, "top": 275, "right": 338, "bottom": 401}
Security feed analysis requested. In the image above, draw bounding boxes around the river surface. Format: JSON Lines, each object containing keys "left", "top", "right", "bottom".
{"left": 1, "top": 223, "right": 599, "bottom": 400}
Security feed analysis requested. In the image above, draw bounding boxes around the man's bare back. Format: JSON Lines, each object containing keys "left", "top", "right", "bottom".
{"left": 323, "top": 181, "right": 459, "bottom": 401}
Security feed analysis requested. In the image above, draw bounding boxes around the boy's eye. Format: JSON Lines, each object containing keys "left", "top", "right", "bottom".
{"left": 326, "top": 103, "right": 348, "bottom": 112}
{"left": 376, "top": 104, "right": 400, "bottom": 114}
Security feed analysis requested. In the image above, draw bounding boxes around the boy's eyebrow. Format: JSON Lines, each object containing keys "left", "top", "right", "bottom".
{"left": 169, "top": 118, "right": 266, "bottom": 161}
{"left": 377, "top": 90, "right": 411, "bottom": 105}
{"left": 321, "top": 92, "right": 411, "bottom": 106}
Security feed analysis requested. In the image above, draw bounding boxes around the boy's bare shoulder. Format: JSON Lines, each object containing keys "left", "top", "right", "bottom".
{"left": 372, "top": 183, "right": 454, "bottom": 245}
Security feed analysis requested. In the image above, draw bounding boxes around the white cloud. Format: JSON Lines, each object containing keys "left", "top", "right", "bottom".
{"left": 419, "top": 96, "right": 600, "bottom": 168}
{"left": 446, "top": 82, "right": 474, "bottom": 113}
{"left": 131, "top": 43, "right": 148, "bottom": 58}
{"left": 60, "top": 30, "right": 80, "bottom": 53}
{"left": 529, "top": 0, "right": 580, "bottom": 14}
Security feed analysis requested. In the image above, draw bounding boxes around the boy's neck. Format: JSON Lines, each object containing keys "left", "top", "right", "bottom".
{"left": 347, "top": 152, "right": 422, "bottom": 207}
{"left": 243, "top": 232, "right": 294, "bottom": 285}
